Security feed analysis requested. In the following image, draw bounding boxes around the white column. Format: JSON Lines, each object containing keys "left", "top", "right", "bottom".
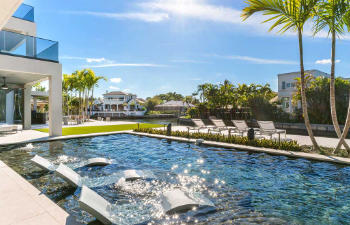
{"left": 33, "top": 97, "right": 37, "bottom": 111}
{"left": 49, "top": 71, "right": 62, "bottom": 136}
{"left": 5, "top": 90, "right": 14, "bottom": 124}
{"left": 23, "top": 85, "right": 32, "bottom": 129}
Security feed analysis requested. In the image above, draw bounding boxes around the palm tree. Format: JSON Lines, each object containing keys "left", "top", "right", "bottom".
{"left": 314, "top": 0, "right": 350, "bottom": 152}
{"left": 242, "top": 0, "right": 321, "bottom": 150}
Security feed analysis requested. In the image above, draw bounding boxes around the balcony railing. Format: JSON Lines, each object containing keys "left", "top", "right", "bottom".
{"left": 0, "top": 30, "right": 59, "bottom": 62}
{"left": 12, "top": 4, "right": 34, "bottom": 22}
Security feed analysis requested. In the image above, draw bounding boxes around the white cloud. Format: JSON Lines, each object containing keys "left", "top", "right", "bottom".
{"left": 110, "top": 78, "right": 122, "bottom": 83}
{"left": 123, "top": 89, "right": 131, "bottom": 92}
{"left": 86, "top": 58, "right": 106, "bottom": 63}
{"left": 86, "top": 63, "right": 166, "bottom": 68}
{"left": 171, "top": 59, "right": 207, "bottom": 64}
{"left": 64, "top": 11, "right": 169, "bottom": 22}
{"left": 109, "top": 86, "right": 120, "bottom": 90}
{"left": 61, "top": 56, "right": 107, "bottom": 63}
{"left": 211, "top": 54, "right": 297, "bottom": 65}
{"left": 315, "top": 59, "right": 341, "bottom": 65}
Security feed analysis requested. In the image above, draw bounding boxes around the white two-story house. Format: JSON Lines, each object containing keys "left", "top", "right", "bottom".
{"left": 99, "top": 91, "right": 145, "bottom": 117}
{"left": 278, "top": 69, "right": 330, "bottom": 113}
{"left": 0, "top": 1, "right": 62, "bottom": 136}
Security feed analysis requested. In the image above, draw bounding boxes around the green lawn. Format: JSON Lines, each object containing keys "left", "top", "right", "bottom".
{"left": 35, "top": 123, "right": 164, "bottom": 136}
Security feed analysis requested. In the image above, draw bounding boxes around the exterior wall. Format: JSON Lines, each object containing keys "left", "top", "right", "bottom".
{"left": 0, "top": 0, "right": 23, "bottom": 30}
{"left": 278, "top": 70, "right": 330, "bottom": 113}
{"left": 3, "top": 17, "right": 36, "bottom": 36}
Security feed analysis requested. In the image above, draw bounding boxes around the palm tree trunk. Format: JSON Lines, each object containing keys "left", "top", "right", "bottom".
{"left": 335, "top": 90, "right": 350, "bottom": 151}
{"left": 298, "top": 29, "right": 320, "bottom": 150}
{"left": 330, "top": 32, "right": 350, "bottom": 151}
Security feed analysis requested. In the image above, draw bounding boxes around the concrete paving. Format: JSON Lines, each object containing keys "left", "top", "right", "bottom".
{"left": 0, "top": 161, "right": 81, "bottom": 225}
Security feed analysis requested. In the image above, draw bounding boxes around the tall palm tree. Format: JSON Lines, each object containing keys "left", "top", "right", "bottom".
{"left": 242, "top": 0, "right": 321, "bottom": 150}
{"left": 314, "top": 0, "right": 350, "bottom": 152}
{"left": 334, "top": 2, "right": 350, "bottom": 151}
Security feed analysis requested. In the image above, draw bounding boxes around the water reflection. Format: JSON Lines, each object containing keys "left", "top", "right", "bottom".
{"left": 0, "top": 134, "right": 349, "bottom": 224}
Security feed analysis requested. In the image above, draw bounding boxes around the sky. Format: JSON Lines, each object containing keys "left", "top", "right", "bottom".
{"left": 24, "top": 0, "right": 350, "bottom": 99}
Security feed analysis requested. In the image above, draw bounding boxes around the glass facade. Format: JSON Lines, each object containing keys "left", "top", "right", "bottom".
{"left": 0, "top": 89, "right": 23, "bottom": 124}
{"left": 12, "top": 4, "right": 34, "bottom": 22}
{"left": 0, "top": 30, "right": 59, "bottom": 62}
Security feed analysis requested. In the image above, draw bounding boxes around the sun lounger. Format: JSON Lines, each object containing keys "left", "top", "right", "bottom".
{"left": 257, "top": 121, "right": 286, "bottom": 141}
{"left": 209, "top": 119, "right": 235, "bottom": 134}
{"left": 161, "top": 189, "right": 215, "bottom": 214}
{"left": 79, "top": 186, "right": 115, "bottom": 225}
{"left": 232, "top": 120, "right": 259, "bottom": 136}
{"left": 55, "top": 163, "right": 83, "bottom": 187}
{"left": 31, "top": 155, "right": 112, "bottom": 172}
{"left": 31, "top": 155, "right": 57, "bottom": 172}
{"left": 188, "top": 119, "right": 214, "bottom": 133}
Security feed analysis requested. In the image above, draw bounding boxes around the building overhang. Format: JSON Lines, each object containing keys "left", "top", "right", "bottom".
{"left": 0, "top": 0, "right": 23, "bottom": 30}
{"left": 0, "top": 54, "right": 61, "bottom": 86}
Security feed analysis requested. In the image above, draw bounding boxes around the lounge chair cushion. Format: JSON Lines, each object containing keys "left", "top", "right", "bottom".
{"left": 79, "top": 186, "right": 113, "bottom": 225}
{"left": 55, "top": 163, "right": 82, "bottom": 187}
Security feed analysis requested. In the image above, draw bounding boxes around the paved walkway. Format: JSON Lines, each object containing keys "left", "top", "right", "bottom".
{"left": 166, "top": 126, "right": 350, "bottom": 149}
{"left": 0, "top": 161, "right": 80, "bottom": 225}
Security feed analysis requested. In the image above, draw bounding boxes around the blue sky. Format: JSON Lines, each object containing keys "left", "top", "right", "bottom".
{"left": 24, "top": 0, "right": 350, "bottom": 99}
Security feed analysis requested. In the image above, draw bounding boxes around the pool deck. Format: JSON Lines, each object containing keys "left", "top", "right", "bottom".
{"left": 0, "top": 160, "right": 81, "bottom": 225}
{"left": 1, "top": 123, "right": 350, "bottom": 225}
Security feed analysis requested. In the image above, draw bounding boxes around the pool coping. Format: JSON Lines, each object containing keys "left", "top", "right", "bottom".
{"left": 1, "top": 129, "right": 350, "bottom": 165}
{"left": 0, "top": 160, "right": 81, "bottom": 225}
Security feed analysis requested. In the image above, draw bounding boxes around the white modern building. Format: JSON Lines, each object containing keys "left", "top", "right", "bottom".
{"left": 0, "top": 1, "right": 62, "bottom": 136}
{"left": 278, "top": 69, "right": 330, "bottom": 113}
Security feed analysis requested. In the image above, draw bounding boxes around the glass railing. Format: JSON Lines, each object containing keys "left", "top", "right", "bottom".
{"left": 0, "top": 30, "right": 59, "bottom": 62}
{"left": 12, "top": 4, "right": 34, "bottom": 22}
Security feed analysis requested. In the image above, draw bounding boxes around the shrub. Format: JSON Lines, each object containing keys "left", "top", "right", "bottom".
{"left": 134, "top": 128, "right": 302, "bottom": 152}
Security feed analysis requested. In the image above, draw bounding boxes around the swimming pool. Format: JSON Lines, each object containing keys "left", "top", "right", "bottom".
{"left": 1, "top": 134, "right": 350, "bottom": 224}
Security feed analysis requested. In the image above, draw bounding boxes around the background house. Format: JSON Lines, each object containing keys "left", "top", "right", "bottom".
{"left": 278, "top": 70, "right": 330, "bottom": 113}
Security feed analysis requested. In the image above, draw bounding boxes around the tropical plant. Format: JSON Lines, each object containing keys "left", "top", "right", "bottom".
{"left": 242, "top": 0, "right": 321, "bottom": 150}
{"left": 293, "top": 76, "right": 350, "bottom": 124}
{"left": 314, "top": 0, "right": 350, "bottom": 151}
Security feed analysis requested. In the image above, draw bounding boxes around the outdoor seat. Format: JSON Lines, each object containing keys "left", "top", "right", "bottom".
{"left": 188, "top": 119, "right": 214, "bottom": 133}
{"left": 55, "top": 163, "right": 83, "bottom": 187}
{"left": 31, "top": 155, "right": 113, "bottom": 172}
{"left": 0, "top": 125, "right": 18, "bottom": 134}
{"left": 161, "top": 189, "right": 215, "bottom": 214}
{"left": 257, "top": 121, "right": 286, "bottom": 141}
{"left": 31, "top": 155, "right": 57, "bottom": 172}
{"left": 209, "top": 119, "right": 235, "bottom": 134}
{"left": 79, "top": 186, "right": 115, "bottom": 225}
{"left": 232, "top": 120, "right": 259, "bottom": 136}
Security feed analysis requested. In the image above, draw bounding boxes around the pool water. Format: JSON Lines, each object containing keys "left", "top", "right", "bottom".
{"left": 1, "top": 134, "right": 350, "bottom": 224}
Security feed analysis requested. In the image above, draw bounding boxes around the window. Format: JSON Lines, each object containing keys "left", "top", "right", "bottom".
{"left": 287, "top": 83, "right": 291, "bottom": 88}
{"left": 282, "top": 81, "right": 286, "bottom": 89}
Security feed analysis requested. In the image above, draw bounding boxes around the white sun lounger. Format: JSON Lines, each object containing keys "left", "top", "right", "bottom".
{"left": 257, "top": 121, "right": 286, "bottom": 141}
{"left": 31, "top": 155, "right": 112, "bottom": 172}
{"left": 188, "top": 119, "right": 214, "bottom": 133}
{"left": 79, "top": 186, "right": 115, "bottom": 225}
{"left": 161, "top": 189, "right": 214, "bottom": 214}
{"left": 55, "top": 163, "right": 83, "bottom": 187}
{"left": 31, "top": 155, "right": 57, "bottom": 172}
{"left": 209, "top": 119, "right": 235, "bottom": 134}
